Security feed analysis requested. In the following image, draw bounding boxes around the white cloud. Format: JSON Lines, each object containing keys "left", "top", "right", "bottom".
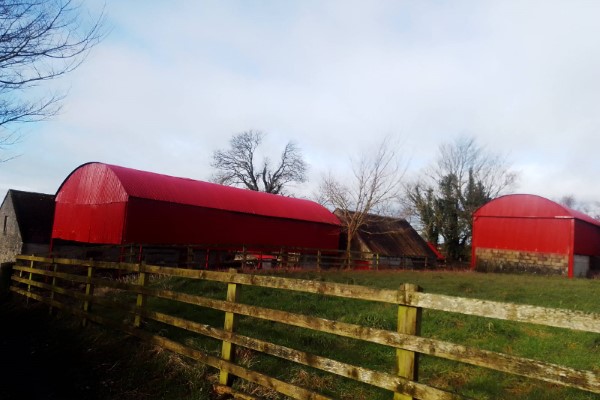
{"left": 2, "top": 0, "right": 600, "bottom": 208}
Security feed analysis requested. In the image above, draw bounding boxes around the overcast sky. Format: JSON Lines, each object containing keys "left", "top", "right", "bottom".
{"left": 2, "top": 1, "right": 600, "bottom": 210}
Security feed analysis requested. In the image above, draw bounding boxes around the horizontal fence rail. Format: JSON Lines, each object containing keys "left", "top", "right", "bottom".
{"left": 45, "top": 242, "right": 437, "bottom": 271}
{"left": 8, "top": 255, "right": 600, "bottom": 399}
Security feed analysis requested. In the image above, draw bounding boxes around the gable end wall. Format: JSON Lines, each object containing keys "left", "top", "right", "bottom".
{"left": 0, "top": 193, "right": 23, "bottom": 264}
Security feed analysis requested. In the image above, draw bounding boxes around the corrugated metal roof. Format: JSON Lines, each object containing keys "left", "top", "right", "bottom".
{"left": 57, "top": 162, "right": 340, "bottom": 226}
{"left": 474, "top": 194, "right": 600, "bottom": 227}
{"left": 334, "top": 209, "right": 437, "bottom": 258}
{"left": 55, "top": 162, "right": 128, "bottom": 204}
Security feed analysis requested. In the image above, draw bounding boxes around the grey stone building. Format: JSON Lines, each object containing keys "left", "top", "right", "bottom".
{"left": 0, "top": 190, "right": 55, "bottom": 264}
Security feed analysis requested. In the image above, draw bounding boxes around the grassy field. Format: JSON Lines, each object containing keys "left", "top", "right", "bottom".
{"left": 141, "top": 269, "right": 600, "bottom": 400}
{"left": 4, "top": 269, "right": 600, "bottom": 399}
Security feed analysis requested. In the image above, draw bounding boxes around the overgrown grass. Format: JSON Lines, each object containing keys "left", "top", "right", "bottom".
{"left": 0, "top": 298, "right": 215, "bottom": 400}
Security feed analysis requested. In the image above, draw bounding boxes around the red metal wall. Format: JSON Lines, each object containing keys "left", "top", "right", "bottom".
{"left": 52, "top": 163, "right": 128, "bottom": 244}
{"left": 574, "top": 220, "right": 600, "bottom": 255}
{"left": 471, "top": 194, "right": 576, "bottom": 256}
{"left": 52, "top": 163, "right": 341, "bottom": 249}
{"left": 53, "top": 202, "right": 127, "bottom": 244}
{"left": 123, "top": 198, "right": 340, "bottom": 249}
{"left": 471, "top": 194, "right": 600, "bottom": 277}
{"left": 472, "top": 216, "right": 571, "bottom": 255}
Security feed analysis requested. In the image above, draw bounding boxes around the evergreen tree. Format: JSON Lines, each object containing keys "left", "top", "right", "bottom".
{"left": 405, "top": 137, "right": 516, "bottom": 262}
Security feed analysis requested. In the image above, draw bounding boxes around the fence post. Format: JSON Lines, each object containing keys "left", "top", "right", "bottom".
{"left": 219, "top": 268, "right": 239, "bottom": 386}
{"left": 394, "top": 283, "right": 422, "bottom": 400}
{"left": 186, "top": 246, "right": 193, "bottom": 269}
{"left": 48, "top": 262, "right": 58, "bottom": 315}
{"left": 242, "top": 245, "right": 247, "bottom": 269}
{"left": 317, "top": 250, "right": 321, "bottom": 271}
{"left": 82, "top": 262, "right": 95, "bottom": 327}
{"left": 134, "top": 262, "right": 147, "bottom": 328}
{"left": 279, "top": 248, "right": 285, "bottom": 269}
{"left": 27, "top": 257, "right": 35, "bottom": 294}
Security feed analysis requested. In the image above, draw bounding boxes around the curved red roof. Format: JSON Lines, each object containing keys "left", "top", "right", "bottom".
{"left": 56, "top": 162, "right": 340, "bottom": 226}
{"left": 474, "top": 194, "right": 600, "bottom": 227}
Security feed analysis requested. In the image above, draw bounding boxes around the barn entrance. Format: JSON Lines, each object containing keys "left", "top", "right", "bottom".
{"left": 573, "top": 255, "right": 590, "bottom": 277}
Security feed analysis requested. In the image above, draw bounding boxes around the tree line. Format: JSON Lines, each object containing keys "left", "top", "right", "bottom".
{"left": 211, "top": 131, "right": 517, "bottom": 263}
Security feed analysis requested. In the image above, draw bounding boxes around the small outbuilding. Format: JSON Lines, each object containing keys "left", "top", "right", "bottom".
{"left": 334, "top": 210, "right": 438, "bottom": 268}
{"left": 471, "top": 194, "right": 600, "bottom": 277}
{"left": 0, "top": 189, "right": 55, "bottom": 264}
{"left": 52, "top": 163, "right": 341, "bottom": 251}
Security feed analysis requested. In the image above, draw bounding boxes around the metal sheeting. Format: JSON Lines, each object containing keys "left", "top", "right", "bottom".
{"left": 104, "top": 163, "right": 339, "bottom": 226}
{"left": 473, "top": 194, "right": 575, "bottom": 254}
{"left": 473, "top": 194, "right": 600, "bottom": 255}
{"left": 573, "top": 219, "right": 600, "bottom": 255}
{"left": 124, "top": 197, "right": 340, "bottom": 248}
{"left": 53, "top": 163, "right": 129, "bottom": 244}
{"left": 52, "top": 202, "right": 127, "bottom": 244}
{"left": 472, "top": 194, "right": 600, "bottom": 277}
{"left": 55, "top": 162, "right": 128, "bottom": 205}
{"left": 52, "top": 162, "right": 341, "bottom": 247}
{"left": 472, "top": 215, "right": 571, "bottom": 254}
{"left": 475, "top": 194, "right": 600, "bottom": 227}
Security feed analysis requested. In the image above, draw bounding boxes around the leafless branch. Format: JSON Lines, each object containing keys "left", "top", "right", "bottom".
{"left": 211, "top": 130, "right": 308, "bottom": 195}
{"left": 0, "top": 0, "right": 105, "bottom": 161}
{"left": 317, "top": 136, "right": 407, "bottom": 267}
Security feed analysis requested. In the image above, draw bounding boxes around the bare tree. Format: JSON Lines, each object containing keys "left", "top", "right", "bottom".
{"left": 405, "top": 137, "right": 517, "bottom": 261}
{"left": 431, "top": 137, "right": 516, "bottom": 200}
{"left": 557, "top": 195, "right": 600, "bottom": 220}
{"left": 0, "top": 0, "right": 104, "bottom": 161}
{"left": 558, "top": 195, "right": 577, "bottom": 210}
{"left": 211, "top": 130, "right": 308, "bottom": 195}
{"left": 317, "top": 137, "right": 406, "bottom": 266}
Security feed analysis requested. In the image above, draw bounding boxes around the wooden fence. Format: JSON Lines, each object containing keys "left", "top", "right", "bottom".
{"left": 48, "top": 242, "right": 435, "bottom": 270}
{"left": 8, "top": 255, "right": 600, "bottom": 399}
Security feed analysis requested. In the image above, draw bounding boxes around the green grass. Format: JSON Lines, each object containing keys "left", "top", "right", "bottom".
{"left": 133, "top": 270, "right": 600, "bottom": 400}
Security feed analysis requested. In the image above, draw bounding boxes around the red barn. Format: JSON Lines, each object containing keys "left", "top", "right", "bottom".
{"left": 52, "top": 163, "right": 341, "bottom": 250}
{"left": 471, "top": 194, "right": 600, "bottom": 277}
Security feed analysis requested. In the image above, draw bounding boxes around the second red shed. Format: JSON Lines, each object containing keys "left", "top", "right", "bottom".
{"left": 471, "top": 194, "right": 600, "bottom": 277}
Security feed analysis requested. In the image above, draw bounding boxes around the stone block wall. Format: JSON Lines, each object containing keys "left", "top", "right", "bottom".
{"left": 475, "top": 247, "right": 568, "bottom": 275}
{"left": 0, "top": 193, "right": 22, "bottom": 265}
